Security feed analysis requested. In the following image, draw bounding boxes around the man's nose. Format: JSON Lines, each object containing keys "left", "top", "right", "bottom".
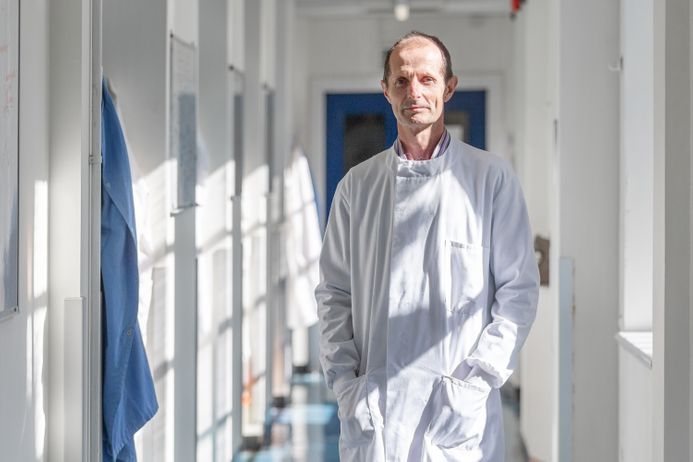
{"left": 407, "top": 79, "right": 423, "bottom": 98}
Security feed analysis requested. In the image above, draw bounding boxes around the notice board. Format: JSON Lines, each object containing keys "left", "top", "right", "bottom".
{"left": 170, "top": 34, "right": 197, "bottom": 212}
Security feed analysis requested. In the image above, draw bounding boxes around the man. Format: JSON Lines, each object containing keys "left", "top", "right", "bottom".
{"left": 316, "top": 31, "right": 539, "bottom": 462}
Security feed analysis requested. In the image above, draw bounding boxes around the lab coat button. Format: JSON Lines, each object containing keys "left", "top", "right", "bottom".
{"left": 127, "top": 328, "right": 133, "bottom": 336}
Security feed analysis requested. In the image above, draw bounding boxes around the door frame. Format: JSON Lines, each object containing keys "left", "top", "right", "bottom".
{"left": 309, "top": 72, "right": 506, "bottom": 226}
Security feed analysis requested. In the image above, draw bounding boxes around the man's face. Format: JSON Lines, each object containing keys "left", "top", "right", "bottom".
{"left": 381, "top": 38, "right": 458, "bottom": 130}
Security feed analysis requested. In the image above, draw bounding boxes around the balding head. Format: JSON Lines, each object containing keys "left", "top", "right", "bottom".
{"left": 383, "top": 31, "right": 453, "bottom": 85}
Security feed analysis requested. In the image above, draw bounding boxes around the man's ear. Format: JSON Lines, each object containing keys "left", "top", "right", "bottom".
{"left": 381, "top": 80, "right": 391, "bottom": 103}
{"left": 444, "top": 75, "right": 459, "bottom": 102}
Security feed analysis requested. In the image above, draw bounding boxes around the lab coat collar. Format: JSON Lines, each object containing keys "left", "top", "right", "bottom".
{"left": 387, "top": 137, "right": 460, "bottom": 178}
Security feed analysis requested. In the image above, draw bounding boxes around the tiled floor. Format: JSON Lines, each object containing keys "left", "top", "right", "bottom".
{"left": 237, "top": 373, "right": 528, "bottom": 461}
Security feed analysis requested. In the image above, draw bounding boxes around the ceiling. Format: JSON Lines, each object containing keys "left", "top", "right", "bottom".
{"left": 295, "top": 0, "right": 510, "bottom": 18}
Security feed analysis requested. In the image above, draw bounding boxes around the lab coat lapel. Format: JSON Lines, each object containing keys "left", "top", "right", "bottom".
{"left": 385, "top": 151, "right": 453, "bottom": 459}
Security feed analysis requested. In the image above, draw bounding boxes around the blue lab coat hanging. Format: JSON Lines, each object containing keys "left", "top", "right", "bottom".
{"left": 101, "top": 79, "right": 158, "bottom": 461}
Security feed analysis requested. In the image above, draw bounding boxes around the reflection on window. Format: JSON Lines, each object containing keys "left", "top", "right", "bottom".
{"left": 343, "top": 114, "right": 385, "bottom": 173}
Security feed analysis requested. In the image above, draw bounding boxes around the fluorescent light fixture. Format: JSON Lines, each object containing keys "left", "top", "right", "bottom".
{"left": 394, "top": 3, "right": 410, "bottom": 21}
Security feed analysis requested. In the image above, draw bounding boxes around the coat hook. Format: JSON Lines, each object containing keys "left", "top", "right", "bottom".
{"left": 608, "top": 56, "right": 623, "bottom": 72}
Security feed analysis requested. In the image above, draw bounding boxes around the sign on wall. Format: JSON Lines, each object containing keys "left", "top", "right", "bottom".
{"left": 170, "top": 34, "right": 197, "bottom": 213}
{"left": 0, "top": 0, "right": 19, "bottom": 321}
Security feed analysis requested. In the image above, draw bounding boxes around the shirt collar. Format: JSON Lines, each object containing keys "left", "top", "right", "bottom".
{"left": 394, "top": 129, "right": 451, "bottom": 161}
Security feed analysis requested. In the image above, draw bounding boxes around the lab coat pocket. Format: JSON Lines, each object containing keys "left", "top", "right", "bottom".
{"left": 335, "top": 375, "right": 375, "bottom": 448}
{"left": 446, "top": 241, "right": 485, "bottom": 312}
{"left": 426, "top": 375, "right": 489, "bottom": 450}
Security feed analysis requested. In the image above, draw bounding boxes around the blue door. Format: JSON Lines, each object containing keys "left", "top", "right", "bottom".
{"left": 325, "top": 90, "right": 486, "bottom": 216}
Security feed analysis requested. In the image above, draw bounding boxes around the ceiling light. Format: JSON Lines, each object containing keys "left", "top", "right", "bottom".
{"left": 394, "top": 3, "right": 410, "bottom": 21}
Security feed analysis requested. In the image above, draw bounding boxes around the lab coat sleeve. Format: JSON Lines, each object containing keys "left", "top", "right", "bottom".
{"left": 464, "top": 167, "right": 540, "bottom": 389}
{"left": 315, "top": 177, "right": 360, "bottom": 391}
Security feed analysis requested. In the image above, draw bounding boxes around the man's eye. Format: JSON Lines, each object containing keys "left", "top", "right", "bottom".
{"left": 395, "top": 78, "right": 407, "bottom": 86}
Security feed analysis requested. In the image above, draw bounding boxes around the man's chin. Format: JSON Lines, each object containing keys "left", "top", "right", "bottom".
{"left": 402, "top": 117, "right": 434, "bottom": 127}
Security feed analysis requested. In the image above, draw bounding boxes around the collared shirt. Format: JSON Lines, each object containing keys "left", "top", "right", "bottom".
{"left": 393, "top": 129, "right": 451, "bottom": 160}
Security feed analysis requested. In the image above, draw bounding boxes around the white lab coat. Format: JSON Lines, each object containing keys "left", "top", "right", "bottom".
{"left": 316, "top": 138, "right": 539, "bottom": 462}
{"left": 284, "top": 147, "right": 321, "bottom": 329}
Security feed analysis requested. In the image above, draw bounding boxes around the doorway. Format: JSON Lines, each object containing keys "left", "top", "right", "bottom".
{"left": 324, "top": 90, "right": 487, "bottom": 214}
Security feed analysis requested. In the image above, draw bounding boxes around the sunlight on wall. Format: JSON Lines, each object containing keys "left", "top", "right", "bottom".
{"left": 32, "top": 179, "right": 48, "bottom": 459}
{"left": 196, "top": 161, "right": 235, "bottom": 461}
{"left": 31, "top": 306, "right": 47, "bottom": 460}
{"left": 133, "top": 160, "right": 177, "bottom": 461}
{"left": 241, "top": 164, "right": 269, "bottom": 435}
{"left": 33, "top": 181, "right": 48, "bottom": 299}
{"left": 166, "top": 158, "right": 178, "bottom": 245}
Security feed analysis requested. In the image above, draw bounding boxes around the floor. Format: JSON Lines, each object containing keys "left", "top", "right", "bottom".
{"left": 237, "top": 372, "right": 528, "bottom": 461}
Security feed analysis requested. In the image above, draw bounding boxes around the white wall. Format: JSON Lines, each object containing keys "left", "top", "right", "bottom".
{"left": 556, "top": 0, "right": 620, "bottom": 460}
{"left": 506, "top": 1, "right": 624, "bottom": 461}
{"left": 617, "top": 0, "right": 657, "bottom": 460}
{"left": 292, "top": 15, "right": 308, "bottom": 150}
{"left": 0, "top": 0, "right": 50, "bottom": 460}
{"left": 512, "top": 1, "right": 552, "bottom": 238}
{"left": 103, "top": 0, "right": 168, "bottom": 179}
{"left": 260, "top": 0, "right": 277, "bottom": 88}
{"left": 520, "top": 287, "right": 554, "bottom": 460}
{"left": 619, "top": 0, "right": 654, "bottom": 332}
{"left": 619, "top": 350, "right": 652, "bottom": 462}
{"left": 511, "top": 2, "right": 556, "bottom": 458}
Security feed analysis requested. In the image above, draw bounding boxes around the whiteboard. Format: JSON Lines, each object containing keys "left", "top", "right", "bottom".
{"left": 0, "top": 0, "right": 19, "bottom": 320}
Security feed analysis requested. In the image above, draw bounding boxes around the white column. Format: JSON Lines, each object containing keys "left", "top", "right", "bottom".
{"left": 48, "top": 0, "right": 101, "bottom": 459}
{"left": 556, "top": 0, "right": 620, "bottom": 460}
{"left": 241, "top": 0, "right": 269, "bottom": 442}
{"left": 170, "top": 0, "right": 199, "bottom": 460}
{"left": 270, "top": 0, "right": 295, "bottom": 403}
{"left": 652, "top": 0, "right": 691, "bottom": 459}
